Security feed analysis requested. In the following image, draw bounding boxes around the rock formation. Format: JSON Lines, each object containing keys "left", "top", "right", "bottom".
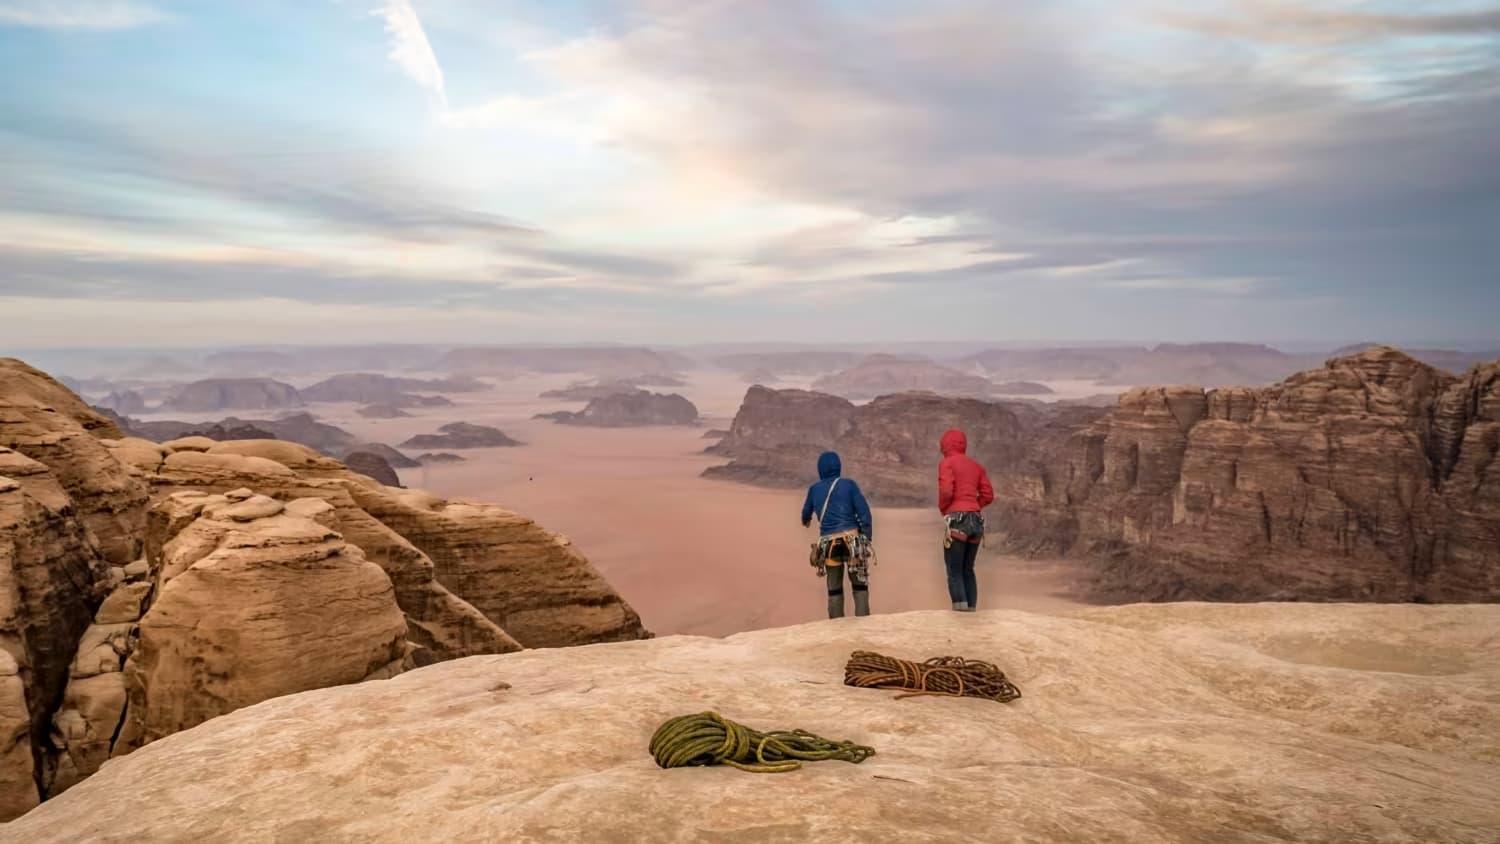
{"left": 9, "top": 604, "right": 1499, "bottom": 841}
{"left": 710, "top": 348, "right": 1500, "bottom": 603}
{"left": 538, "top": 391, "right": 699, "bottom": 427}
{"left": 992, "top": 380, "right": 1053, "bottom": 395}
{"left": 345, "top": 442, "right": 419, "bottom": 469}
{"left": 713, "top": 350, "right": 863, "bottom": 377}
{"left": 161, "top": 378, "right": 304, "bottom": 412}
{"left": 343, "top": 451, "right": 402, "bottom": 487}
{"left": 128, "top": 412, "right": 357, "bottom": 455}
{"left": 963, "top": 342, "right": 1307, "bottom": 388}
{"left": 301, "top": 373, "right": 483, "bottom": 403}
{"left": 812, "top": 354, "right": 995, "bottom": 400}
{"left": 400, "top": 422, "right": 521, "bottom": 449}
{"left": 357, "top": 403, "right": 412, "bottom": 419}
{"left": 0, "top": 358, "right": 648, "bottom": 816}
{"left": 96, "top": 390, "right": 147, "bottom": 415}
{"left": 417, "top": 453, "right": 465, "bottom": 464}
{"left": 539, "top": 381, "right": 646, "bottom": 402}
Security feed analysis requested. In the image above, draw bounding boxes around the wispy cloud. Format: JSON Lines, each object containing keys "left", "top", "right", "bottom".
{"left": 371, "top": 0, "right": 447, "bottom": 108}
{"left": 0, "top": 0, "right": 166, "bottom": 29}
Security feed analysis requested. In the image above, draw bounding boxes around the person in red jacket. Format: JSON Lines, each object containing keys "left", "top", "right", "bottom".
{"left": 937, "top": 428, "right": 994, "bottom": 612}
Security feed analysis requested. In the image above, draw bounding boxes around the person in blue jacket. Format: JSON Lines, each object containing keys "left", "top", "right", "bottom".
{"left": 801, "top": 451, "right": 874, "bottom": 618}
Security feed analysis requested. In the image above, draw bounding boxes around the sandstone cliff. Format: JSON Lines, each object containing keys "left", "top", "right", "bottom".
{"left": 0, "top": 358, "right": 648, "bottom": 816}
{"left": 7, "top": 604, "right": 1497, "bottom": 841}
{"left": 709, "top": 348, "right": 1500, "bottom": 602}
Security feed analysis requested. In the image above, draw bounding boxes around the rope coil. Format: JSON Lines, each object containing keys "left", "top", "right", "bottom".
{"left": 649, "top": 711, "right": 876, "bottom": 773}
{"left": 844, "top": 650, "right": 1022, "bottom": 703}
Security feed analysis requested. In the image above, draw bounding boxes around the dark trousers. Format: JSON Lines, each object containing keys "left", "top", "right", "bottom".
{"left": 826, "top": 553, "right": 869, "bottom": 618}
{"left": 944, "top": 539, "right": 980, "bottom": 609}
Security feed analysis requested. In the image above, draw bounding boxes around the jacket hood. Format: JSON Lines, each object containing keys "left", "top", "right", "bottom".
{"left": 940, "top": 429, "right": 968, "bottom": 457}
{"left": 817, "top": 451, "right": 842, "bottom": 479}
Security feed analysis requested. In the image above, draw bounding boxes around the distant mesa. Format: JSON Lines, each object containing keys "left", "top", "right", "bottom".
{"left": 537, "top": 392, "right": 699, "bottom": 427}
{"left": 301, "top": 373, "right": 482, "bottom": 404}
{"left": 701, "top": 428, "right": 730, "bottom": 440}
{"left": 539, "top": 381, "right": 647, "bottom": 402}
{"left": 342, "top": 451, "right": 403, "bottom": 487}
{"left": 358, "top": 403, "right": 412, "bottom": 419}
{"left": 161, "top": 378, "right": 304, "bottom": 413}
{"left": 400, "top": 422, "right": 521, "bottom": 450}
{"left": 812, "top": 354, "right": 994, "bottom": 400}
{"left": 96, "top": 390, "right": 149, "bottom": 415}
{"left": 202, "top": 349, "right": 297, "bottom": 375}
{"left": 961, "top": 342, "right": 1313, "bottom": 388}
{"left": 344, "top": 442, "right": 419, "bottom": 469}
{"left": 417, "top": 452, "right": 466, "bottom": 464}
{"left": 741, "top": 368, "right": 782, "bottom": 385}
{"left": 992, "top": 381, "right": 1054, "bottom": 396}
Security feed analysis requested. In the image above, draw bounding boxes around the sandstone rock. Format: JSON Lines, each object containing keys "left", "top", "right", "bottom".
{"left": 161, "top": 378, "right": 303, "bottom": 413}
{"left": 160, "top": 436, "right": 218, "bottom": 453}
{"left": 346, "top": 484, "right": 648, "bottom": 648}
{"left": 336, "top": 442, "right": 418, "bottom": 469}
{"left": 342, "top": 451, "right": 402, "bottom": 487}
{"left": 1, "top": 359, "right": 148, "bottom": 566}
{"left": 539, "top": 391, "right": 699, "bottom": 427}
{"left": 356, "top": 403, "right": 411, "bottom": 419}
{"left": 812, "top": 354, "right": 995, "bottom": 400}
{"left": 399, "top": 422, "right": 520, "bottom": 450}
{"left": 416, "top": 452, "right": 464, "bottom": 464}
{"left": 112, "top": 494, "right": 409, "bottom": 755}
{"left": 93, "top": 582, "right": 152, "bottom": 624}
{"left": 0, "top": 457, "right": 108, "bottom": 818}
{"left": 9, "top": 604, "right": 1499, "bottom": 841}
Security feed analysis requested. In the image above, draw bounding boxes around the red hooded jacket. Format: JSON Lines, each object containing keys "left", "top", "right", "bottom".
{"left": 938, "top": 429, "right": 995, "bottom": 515}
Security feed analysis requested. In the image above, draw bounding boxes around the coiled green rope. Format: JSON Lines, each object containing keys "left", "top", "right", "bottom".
{"left": 649, "top": 711, "right": 876, "bottom": 773}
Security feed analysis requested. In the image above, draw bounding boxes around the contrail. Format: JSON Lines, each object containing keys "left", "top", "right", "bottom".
{"left": 371, "top": 0, "right": 447, "bottom": 109}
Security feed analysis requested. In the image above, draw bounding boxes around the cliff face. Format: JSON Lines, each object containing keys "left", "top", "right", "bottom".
{"left": 9, "top": 605, "right": 1498, "bottom": 842}
{"left": 709, "top": 348, "right": 1500, "bottom": 602}
{"left": 0, "top": 358, "right": 648, "bottom": 816}
{"left": 161, "top": 378, "right": 305, "bottom": 412}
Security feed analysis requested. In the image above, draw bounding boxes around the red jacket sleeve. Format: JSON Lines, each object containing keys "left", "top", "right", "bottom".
{"left": 976, "top": 464, "right": 995, "bottom": 509}
{"left": 937, "top": 456, "right": 955, "bottom": 514}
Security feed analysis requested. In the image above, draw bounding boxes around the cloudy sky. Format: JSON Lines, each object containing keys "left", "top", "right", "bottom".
{"left": 1, "top": 0, "right": 1497, "bottom": 348}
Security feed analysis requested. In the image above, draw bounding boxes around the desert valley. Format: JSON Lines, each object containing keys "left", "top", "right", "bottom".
{"left": 6, "top": 2, "right": 1500, "bottom": 838}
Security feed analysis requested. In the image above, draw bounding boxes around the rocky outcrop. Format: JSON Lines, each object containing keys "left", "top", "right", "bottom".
{"left": 109, "top": 491, "right": 409, "bottom": 756}
{"left": 96, "top": 390, "right": 147, "bottom": 415}
{"left": 343, "top": 451, "right": 402, "bottom": 487}
{"left": 0, "top": 360, "right": 648, "bottom": 815}
{"left": 357, "top": 403, "right": 412, "bottom": 419}
{"left": 161, "top": 378, "right": 304, "bottom": 412}
{"left": 539, "top": 381, "right": 646, "bottom": 402}
{"left": 10, "top": 604, "right": 1499, "bottom": 841}
{"left": 400, "top": 422, "right": 520, "bottom": 449}
{"left": 417, "top": 452, "right": 464, "bottom": 464}
{"left": 344, "top": 442, "right": 419, "bottom": 469}
{"left": 992, "top": 380, "right": 1053, "bottom": 395}
{"left": 963, "top": 342, "right": 1306, "bottom": 387}
{"left": 539, "top": 391, "right": 699, "bottom": 427}
{"left": 0, "top": 448, "right": 109, "bottom": 817}
{"left": 127, "top": 411, "right": 356, "bottom": 455}
{"left": 812, "top": 354, "right": 994, "bottom": 399}
{"left": 301, "top": 373, "right": 481, "bottom": 403}
{"left": 986, "top": 347, "right": 1500, "bottom": 602}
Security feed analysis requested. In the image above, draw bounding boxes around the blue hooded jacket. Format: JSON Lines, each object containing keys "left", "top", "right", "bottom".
{"left": 801, "top": 451, "right": 873, "bottom": 539}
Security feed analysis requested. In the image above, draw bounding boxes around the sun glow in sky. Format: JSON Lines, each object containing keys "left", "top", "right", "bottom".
{"left": 1, "top": 0, "right": 1497, "bottom": 346}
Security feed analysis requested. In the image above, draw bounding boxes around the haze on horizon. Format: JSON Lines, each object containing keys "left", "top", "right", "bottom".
{"left": 1, "top": 0, "right": 1497, "bottom": 349}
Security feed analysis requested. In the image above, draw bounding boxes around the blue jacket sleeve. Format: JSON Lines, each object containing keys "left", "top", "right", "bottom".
{"left": 850, "top": 482, "right": 873, "bottom": 540}
{"left": 800, "top": 484, "right": 816, "bottom": 526}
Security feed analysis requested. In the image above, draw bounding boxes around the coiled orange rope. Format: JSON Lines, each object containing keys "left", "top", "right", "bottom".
{"left": 843, "top": 650, "right": 1022, "bottom": 703}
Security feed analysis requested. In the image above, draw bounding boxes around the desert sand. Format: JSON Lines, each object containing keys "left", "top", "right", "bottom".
{"left": 278, "top": 371, "right": 1090, "bottom": 636}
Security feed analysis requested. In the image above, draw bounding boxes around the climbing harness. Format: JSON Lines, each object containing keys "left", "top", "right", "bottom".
{"left": 844, "top": 650, "right": 1022, "bottom": 703}
{"left": 649, "top": 711, "right": 876, "bottom": 773}
{"left": 942, "top": 511, "right": 985, "bottom": 550}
